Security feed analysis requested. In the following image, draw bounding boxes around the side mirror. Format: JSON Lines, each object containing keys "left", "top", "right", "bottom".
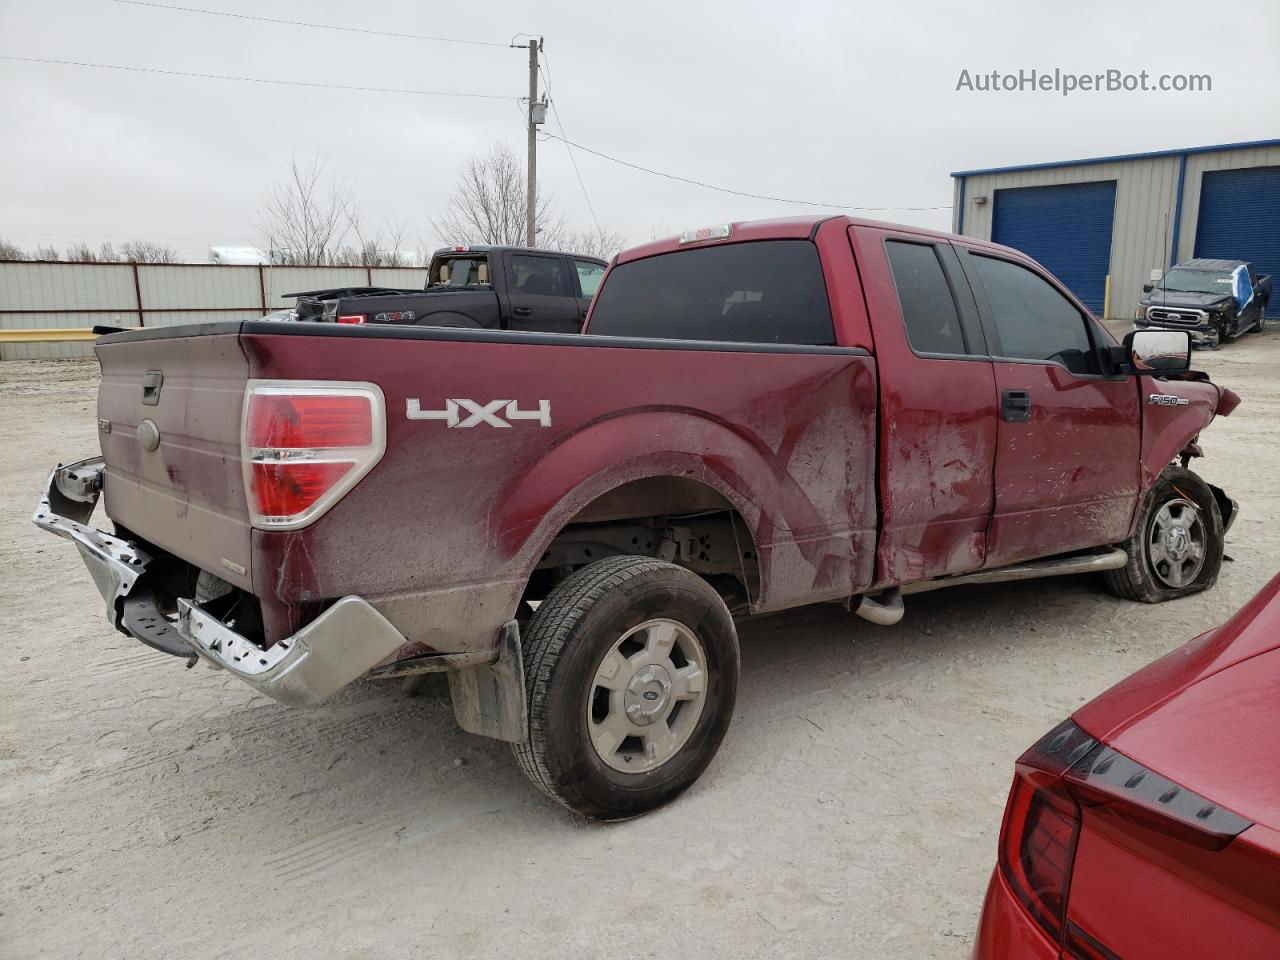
{"left": 1142, "top": 283, "right": 1154, "bottom": 293}
{"left": 1124, "top": 329, "right": 1191, "bottom": 374}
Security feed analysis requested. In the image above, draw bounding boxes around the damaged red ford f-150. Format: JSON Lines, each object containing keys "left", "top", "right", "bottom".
{"left": 35, "top": 216, "right": 1241, "bottom": 818}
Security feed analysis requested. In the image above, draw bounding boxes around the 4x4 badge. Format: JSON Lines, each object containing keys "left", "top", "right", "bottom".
{"left": 406, "top": 398, "right": 552, "bottom": 428}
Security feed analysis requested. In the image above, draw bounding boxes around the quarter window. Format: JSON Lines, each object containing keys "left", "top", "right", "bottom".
{"left": 971, "top": 255, "right": 1100, "bottom": 375}
{"left": 886, "top": 241, "right": 967, "bottom": 355}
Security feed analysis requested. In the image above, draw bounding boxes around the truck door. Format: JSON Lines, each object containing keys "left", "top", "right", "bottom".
{"left": 850, "top": 226, "right": 999, "bottom": 584}
{"left": 504, "top": 253, "right": 582, "bottom": 334}
{"left": 957, "top": 247, "right": 1140, "bottom": 568}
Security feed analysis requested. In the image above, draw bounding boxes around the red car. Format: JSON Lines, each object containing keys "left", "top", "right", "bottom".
{"left": 974, "top": 574, "right": 1280, "bottom": 959}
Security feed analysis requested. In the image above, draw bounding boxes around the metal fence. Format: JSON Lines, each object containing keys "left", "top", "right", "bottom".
{"left": 0, "top": 261, "right": 429, "bottom": 360}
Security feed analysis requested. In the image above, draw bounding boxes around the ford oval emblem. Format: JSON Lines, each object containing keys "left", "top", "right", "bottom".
{"left": 137, "top": 418, "right": 161, "bottom": 452}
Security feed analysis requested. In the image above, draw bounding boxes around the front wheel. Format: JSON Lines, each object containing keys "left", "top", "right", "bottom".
{"left": 513, "top": 556, "right": 740, "bottom": 819}
{"left": 1104, "top": 466, "right": 1224, "bottom": 603}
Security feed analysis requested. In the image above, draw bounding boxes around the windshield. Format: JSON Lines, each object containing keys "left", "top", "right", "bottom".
{"left": 1156, "top": 268, "right": 1233, "bottom": 295}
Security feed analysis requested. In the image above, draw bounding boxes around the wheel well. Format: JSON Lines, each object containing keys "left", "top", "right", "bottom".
{"left": 522, "top": 477, "right": 760, "bottom": 613}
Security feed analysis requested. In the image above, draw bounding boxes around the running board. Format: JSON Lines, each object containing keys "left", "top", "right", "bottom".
{"left": 901, "top": 548, "right": 1128, "bottom": 596}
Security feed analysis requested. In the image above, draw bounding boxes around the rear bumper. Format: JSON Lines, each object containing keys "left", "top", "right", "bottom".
{"left": 33, "top": 458, "right": 407, "bottom": 706}
{"left": 971, "top": 868, "right": 1059, "bottom": 960}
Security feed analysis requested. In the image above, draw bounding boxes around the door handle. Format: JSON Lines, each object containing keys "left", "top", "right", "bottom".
{"left": 512, "top": 306, "right": 533, "bottom": 317}
{"left": 1002, "top": 389, "right": 1031, "bottom": 423}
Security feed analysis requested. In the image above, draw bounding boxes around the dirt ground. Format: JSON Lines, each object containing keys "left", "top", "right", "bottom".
{"left": 2, "top": 329, "right": 1278, "bottom": 960}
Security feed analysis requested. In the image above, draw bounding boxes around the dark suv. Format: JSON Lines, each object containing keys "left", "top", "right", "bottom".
{"left": 1135, "top": 258, "right": 1272, "bottom": 347}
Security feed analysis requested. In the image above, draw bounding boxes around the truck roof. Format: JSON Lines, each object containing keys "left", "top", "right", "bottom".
{"left": 431, "top": 244, "right": 607, "bottom": 264}
{"left": 1173, "top": 258, "right": 1249, "bottom": 272}
{"left": 614, "top": 215, "right": 1005, "bottom": 265}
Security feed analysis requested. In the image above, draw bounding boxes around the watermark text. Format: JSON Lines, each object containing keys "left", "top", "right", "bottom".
{"left": 956, "top": 68, "right": 1211, "bottom": 96}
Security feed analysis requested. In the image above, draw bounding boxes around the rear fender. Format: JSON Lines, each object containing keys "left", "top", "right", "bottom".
{"left": 493, "top": 409, "right": 867, "bottom": 611}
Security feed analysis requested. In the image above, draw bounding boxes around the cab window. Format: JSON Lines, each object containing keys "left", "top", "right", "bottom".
{"left": 575, "top": 260, "right": 605, "bottom": 298}
{"left": 511, "top": 255, "right": 565, "bottom": 296}
{"left": 885, "top": 240, "right": 968, "bottom": 355}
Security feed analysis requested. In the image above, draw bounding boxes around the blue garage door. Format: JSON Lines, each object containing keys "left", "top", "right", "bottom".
{"left": 992, "top": 180, "right": 1117, "bottom": 314}
{"left": 1194, "top": 166, "right": 1280, "bottom": 318}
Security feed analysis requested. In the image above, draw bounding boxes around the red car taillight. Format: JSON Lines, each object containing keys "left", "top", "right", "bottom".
{"left": 998, "top": 719, "right": 1255, "bottom": 957}
{"left": 337, "top": 314, "right": 367, "bottom": 325}
{"left": 998, "top": 720, "right": 1094, "bottom": 945}
{"left": 243, "top": 381, "right": 386, "bottom": 530}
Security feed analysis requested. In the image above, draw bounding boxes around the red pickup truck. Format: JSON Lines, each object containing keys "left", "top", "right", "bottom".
{"left": 35, "top": 216, "right": 1241, "bottom": 819}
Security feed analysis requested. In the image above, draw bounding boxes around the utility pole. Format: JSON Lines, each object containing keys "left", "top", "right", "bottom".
{"left": 525, "top": 38, "right": 540, "bottom": 248}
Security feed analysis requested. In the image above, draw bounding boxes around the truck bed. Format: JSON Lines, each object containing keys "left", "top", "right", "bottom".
{"left": 95, "top": 320, "right": 878, "bottom": 655}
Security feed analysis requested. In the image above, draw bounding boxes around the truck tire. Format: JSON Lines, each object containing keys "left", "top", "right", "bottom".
{"left": 1104, "top": 466, "right": 1224, "bottom": 603}
{"left": 1220, "top": 305, "right": 1240, "bottom": 342}
{"left": 512, "top": 555, "right": 739, "bottom": 819}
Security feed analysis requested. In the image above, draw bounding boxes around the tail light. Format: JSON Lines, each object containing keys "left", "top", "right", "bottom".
{"left": 242, "top": 381, "right": 386, "bottom": 529}
{"left": 999, "top": 720, "right": 1252, "bottom": 957}
{"left": 337, "top": 313, "right": 367, "bottom": 325}
{"left": 998, "top": 720, "right": 1095, "bottom": 945}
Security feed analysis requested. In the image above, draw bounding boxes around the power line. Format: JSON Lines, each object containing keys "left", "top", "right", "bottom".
{"left": 538, "top": 54, "right": 603, "bottom": 238}
{"left": 111, "top": 0, "right": 509, "bottom": 47}
{"left": 538, "top": 131, "right": 952, "bottom": 212}
{"left": 0, "top": 55, "right": 516, "bottom": 99}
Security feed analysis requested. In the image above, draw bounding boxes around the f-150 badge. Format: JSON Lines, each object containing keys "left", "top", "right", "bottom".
{"left": 406, "top": 398, "right": 552, "bottom": 428}
{"left": 1147, "top": 394, "right": 1190, "bottom": 407}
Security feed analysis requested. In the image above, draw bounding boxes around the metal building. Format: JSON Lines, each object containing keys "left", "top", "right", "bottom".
{"left": 951, "top": 138, "right": 1280, "bottom": 320}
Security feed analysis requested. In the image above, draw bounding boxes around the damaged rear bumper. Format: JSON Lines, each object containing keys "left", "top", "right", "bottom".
{"left": 33, "top": 458, "right": 407, "bottom": 706}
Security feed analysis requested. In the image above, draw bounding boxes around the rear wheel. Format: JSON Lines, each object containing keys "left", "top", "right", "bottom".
{"left": 1105, "top": 466, "right": 1224, "bottom": 603}
{"left": 513, "top": 556, "right": 739, "bottom": 819}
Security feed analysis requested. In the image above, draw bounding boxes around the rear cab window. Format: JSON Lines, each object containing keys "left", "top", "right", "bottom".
{"left": 587, "top": 240, "right": 835, "bottom": 345}
{"left": 430, "top": 255, "right": 490, "bottom": 287}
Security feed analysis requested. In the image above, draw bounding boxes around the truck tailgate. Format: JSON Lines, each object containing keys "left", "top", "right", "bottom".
{"left": 96, "top": 332, "right": 253, "bottom": 591}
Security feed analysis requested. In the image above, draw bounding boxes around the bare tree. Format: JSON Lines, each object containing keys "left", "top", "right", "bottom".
{"left": 67, "top": 242, "right": 100, "bottom": 262}
{"left": 120, "top": 241, "right": 178, "bottom": 263}
{"left": 0, "top": 237, "right": 27, "bottom": 260}
{"left": 336, "top": 211, "right": 413, "bottom": 266}
{"left": 35, "top": 244, "right": 60, "bottom": 261}
{"left": 561, "top": 227, "right": 628, "bottom": 260}
{"left": 259, "top": 156, "right": 354, "bottom": 265}
{"left": 432, "top": 142, "right": 565, "bottom": 247}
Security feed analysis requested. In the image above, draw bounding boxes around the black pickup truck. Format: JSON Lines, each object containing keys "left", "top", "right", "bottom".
{"left": 285, "top": 246, "right": 608, "bottom": 335}
{"left": 1135, "top": 258, "right": 1273, "bottom": 347}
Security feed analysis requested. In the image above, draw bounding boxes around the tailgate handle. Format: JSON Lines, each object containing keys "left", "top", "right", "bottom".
{"left": 1001, "top": 388, "right": 1031, "bottom": 423}
{"left": 141, "top": 370, "right": 164, "bottom": 406}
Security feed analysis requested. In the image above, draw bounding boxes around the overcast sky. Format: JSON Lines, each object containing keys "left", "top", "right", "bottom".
{"left": 2, "top": 0, "right": 1277, "bottom": 260}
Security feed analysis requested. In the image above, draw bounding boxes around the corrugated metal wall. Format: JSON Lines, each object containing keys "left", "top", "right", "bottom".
{"left": 956, "top": 156, "right": 1180, "bottom": 319}
{"left": 1176, "top": 144, "right": 1280, "bottom": 262}
{"left": 0, "top": 263, "right": 428, "bottom": 360}
{"left": 956, "top": 143, "right": 1280, "bottom": 321}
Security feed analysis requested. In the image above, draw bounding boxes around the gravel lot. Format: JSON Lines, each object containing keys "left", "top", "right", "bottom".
{"left": 3, "top": 331, "right": 1278, "bottom": 960}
